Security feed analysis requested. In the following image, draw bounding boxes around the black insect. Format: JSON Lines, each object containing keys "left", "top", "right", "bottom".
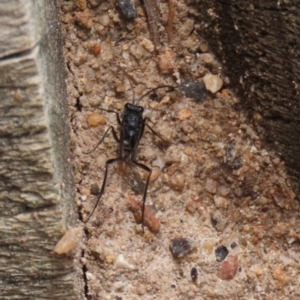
{"left": 83, "top": 67, "right": 174, "bottom": 231}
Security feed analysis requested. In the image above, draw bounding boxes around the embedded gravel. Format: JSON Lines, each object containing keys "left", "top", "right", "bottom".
{"left": 58, "top": 0, "right": 300, "bottom": 299}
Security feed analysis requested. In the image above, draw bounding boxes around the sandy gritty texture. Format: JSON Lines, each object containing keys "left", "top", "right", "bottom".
{"left": 58, "top": 0, "right": 300, "bottom": 299}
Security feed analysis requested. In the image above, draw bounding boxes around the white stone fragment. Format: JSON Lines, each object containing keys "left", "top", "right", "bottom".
{"left": 54, "top": 227, "right": 83, "bottom": 254}
{"left": 86, "top": 271, "right": 96, "bottom": 281}
{"left": 115, "top": 254, "right": 135, "bottom": 270}
{"left": 140, "top": 38, "right": 155, "bottom": 52}
{"left": 99, "top": 15, "right": 110, "bottom": 26}
{"left": 214, "top": 195, "right": 229, "bottom": 208}
{"left": 203, "top": 73, "right": 223, "bottom": 93}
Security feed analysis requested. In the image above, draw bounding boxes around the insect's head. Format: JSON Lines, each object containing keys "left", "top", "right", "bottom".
{"left": 125, "top": 103, "right": 144, "bottom": 113}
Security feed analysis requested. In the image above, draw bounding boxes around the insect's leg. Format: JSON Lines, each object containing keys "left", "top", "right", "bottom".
{"left": 100, "top": 108, "right": 121, "bottom": 125}
{"left": 144, "top": 118, "right": 171, "bottom": 144}
{"left": 85, "top": 126, "right": 120, "bottom": 154}
{"left": 111, "top": 126, "right": 120, "bottom": 142}
{"left": 83, "top": 157, "right": 121, "bottom": 223}
{"left": 136, "top": 85, "right": 175, "bottom": 105}
{"left": 131, "top": 160, "right": 152, "bottom": 232}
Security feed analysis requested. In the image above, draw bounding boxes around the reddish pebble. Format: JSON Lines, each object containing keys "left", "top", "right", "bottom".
{"left": 217, "top": 255, "right": 238, "bottom": 280}
{"left": 128, "top": 198, "right": 160, "bottom": 233}
{"left": 93, "top": 44, "right": 101, "bottom": 56}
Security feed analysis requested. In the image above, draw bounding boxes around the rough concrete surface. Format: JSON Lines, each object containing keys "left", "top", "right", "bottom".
{"left": 59, "top": 0, "right": 300, "bottom": 299}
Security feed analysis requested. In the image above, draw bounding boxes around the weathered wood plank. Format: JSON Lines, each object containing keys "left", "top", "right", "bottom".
{"left": 0, "top": 0, "right": 40, "bottom": 58}
{"left": 193, "top": 0, "right": 300, "bottom": 195}
{"left": 0, "top": 1, "right": 82, "bottom": 299}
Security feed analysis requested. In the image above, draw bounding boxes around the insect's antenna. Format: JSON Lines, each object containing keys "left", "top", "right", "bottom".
{"left": 136, "top": 85, "right": 176, "bottom": 105}
{"left": 118, "top": 66, "right": 136, "bottom": 104}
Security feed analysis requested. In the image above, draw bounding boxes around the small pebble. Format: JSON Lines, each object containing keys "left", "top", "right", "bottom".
{"left": 213, "top": 195, "right": 228, "bottom": 208}
{"left": 113, "top": 281, "right": 127, "bottom": 292}
{"left": 105, "top": 255, "right": 116, "bottom": 264}
{"left": 75, "top": 0, "right": 87, "bottom": 10}
{"left": 231, "top": 157, "right": 242, "bottom": 169}
{"left": 251, "top": 264, "right": 264, "bottom": 276}
{"left": 101, "top": 44, "right": 114, "bottom": 61}
{"left": 272, "top": 265, "right": 288, "bottom": 287}
{"left": 117, "top": 0, "right": 136, "bottom": 20}
{"left": 93, "top": 44, "right": 101, "bottom": 56}
{"left": 129, "top": 44, "right": 144, "bottom": 59}
{"left": 200, "top": 53, "right": 216, "bottom": 65}
{"left": 203, "top": 240, "right": 215, "bottom": 254}
{"left": 113, "top": 13, "right": 121, "bottom": 23}
{"left": 224, "top": 144, "right": 236, "bottom": 162}
{"left": 167, "top": 173, "right": 185, "bottom": 191}
{"left": 149, "top": 167, "right": 160, "bottom": 183}
{"left": 115, "top": 254, "right": 135, "bottom": 269}
{"left": 88, "top": 0, "right": 101, "bottom": 7}
{"left": 157, "top": 49, "right": 176, "bottom": 74}
{"left": 81, "top": 187, "right": 90, "bottom": 196}
{"left": 217, "top": 255, "right": 239, "bottom": 280}
{"left": 54, "top": 227, "right": 82, "bottom": 254}
{"left": 152, "top": 156, "right": 165, "bottom": 169}
{"left": 211, "top": 210, "right": 228, "bottom": 231}
{"left": 98, "top": 15, "right": 110, "bottom": 26}
{"left": 140, "top": 38, "right": 155, "bottom": 53}
{"left": 90, "top": 184, "right": 100, "bottom": 195}
{"left": 74, "top": 51, "right": 88, "bottom": 66}
{"left": 215, "top": 245, "right": 229, "bottom": 262}
{"left": 86, "top": 271, "right": 96, "bottom": 281}
{"left": 178, "top": 108, "right": 192, "bottom": 120}
{"left": 203, "top": 73, "right": 223, "bottom": 93}
{"left": 230, "top": 241, "right": 238, "bottom": 249}
{"left": 169, "top": 238, "right": 195, "bottom": 258}
{"left": 185, "top": 200, "right": 197, "bottom": 214}
{"left": 205, "top": 178, "right": 217, "bottom": 194}
{"left": 74, "top": 9, "right": 93, "bottom": 30}
{"left": 128, "top": 198, "right": 160, "bottom": 233}
{"left": 83, "top": 80, "right": 93, "bottom": 94}
{"left": 180, "top": 81, "right": 207, "bottom": 102}
{"left": 178, "top": 19, "right": 194, "bottom": 38}
{"left": 164, "top": 145, "right": 182, "bottom": 165}
{"left": 190, "top": 267, "right": 198, "bottom": 282}
{"left": 217, "top": 185, "right": 231, "bottom": 197}
{"left": 199, "top": 39, "right": 209, "bottom": 52}
{"left": 87, "top": 112, "right": 106, "bottom": 126}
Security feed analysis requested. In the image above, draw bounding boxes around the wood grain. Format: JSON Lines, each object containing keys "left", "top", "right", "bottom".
{"left": 0, "top": 1, "right": 81, "bottom": 299}
{"left": 194, "top": 0, "right": 300, "bottom": 195}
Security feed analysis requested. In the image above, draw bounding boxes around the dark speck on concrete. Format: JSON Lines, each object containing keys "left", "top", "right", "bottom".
{"left": 190, "top": 266, "right": 198, "bottom": 282}
{"left": 117, "top": 0, "right": 136, "bottom": 20}
{"left": 180, "top": 81, "right": 207, "bottom": 102}
{"left": 170, "top": 238, "right": 194, "bottom": 258}
{"left": 215, "top": 245, "right": 229, "bottom": 262}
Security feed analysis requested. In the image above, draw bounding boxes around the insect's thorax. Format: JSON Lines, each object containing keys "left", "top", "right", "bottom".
{"left": 120, "top": 103, "right": 145, "bottom": 159}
